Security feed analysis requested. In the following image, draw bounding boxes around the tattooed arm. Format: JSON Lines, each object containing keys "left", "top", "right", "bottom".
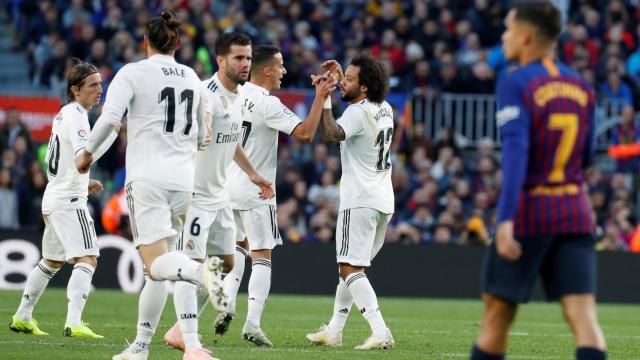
{"left": 319, "top": 109, "right": 345, "bottom": 144}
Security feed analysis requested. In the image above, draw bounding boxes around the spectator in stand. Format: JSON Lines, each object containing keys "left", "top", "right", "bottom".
{"left": 600, "top": 66, "right": 633, "bottom": 111}
{"left": 1, "top": 108, "right": 34, "bottom": 154}
{"left": 0, "top": 168, "right": 19, "bottom": 229}
{"left": 612, "top": 106, "right": 639, "bottom": 172}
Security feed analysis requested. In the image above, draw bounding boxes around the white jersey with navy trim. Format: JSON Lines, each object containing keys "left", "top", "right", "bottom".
{"left": 192, "top": 73, "right": 243, "bottom": 210}
{"left": 42, "top": 102, "right": 115, "bottom": 213}
{"left": 336, "top": 99, "right": 395, "bottom": 214}
{"left": 99, "top": 54, "right": 207, "bottom": 192}
{"left": 227, "top": 82, "right": 302, "bottom": 210}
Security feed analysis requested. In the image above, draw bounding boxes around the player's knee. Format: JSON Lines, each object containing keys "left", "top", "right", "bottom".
{"left": 483, "top": 294, "right": 517, "bottom": 327}
{"left": 221, "top": 257, "right": 234, "bottom": 273}
{"left": 338, "top": 263, "right": 364, "bottom": 280}
{"left": 251, "top": 249, "right": 271, "bottom": 260}
{"left": 43, "top": 258, "right": 65, "bottom": 269}
{"left": 75, "top": 256, "right": 98, "bottom": 269}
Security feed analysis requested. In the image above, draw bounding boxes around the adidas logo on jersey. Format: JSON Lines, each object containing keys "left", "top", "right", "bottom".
{"left": 180, "top": 313, "right": 197, "bottom": 320}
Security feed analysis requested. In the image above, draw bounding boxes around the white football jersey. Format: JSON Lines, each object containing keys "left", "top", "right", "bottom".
{"left": 192, "top": 73, "right": 243, "bottom": 210}
{"left": 336, "top": 99, "right": 395, "bottom": 214}
{"left": 227, "top": 82, "right": 302, "bottom": 210}
{"left": 99, "top": 54, "right": 206, "bottom": 192}
{"left": 42, "top": 102, "right": 115, "bottom": 213}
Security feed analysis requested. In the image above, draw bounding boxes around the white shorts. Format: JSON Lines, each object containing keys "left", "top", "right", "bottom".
{"left": 234, "top": 205, "right": 282, "bottom": 251}
{"left": 178, "top": 205, "right": 236, "bottom": 258}
{"left": 42, "top": 207, "right": 99, "bottom": 263}
{"left": 336, "top": 208, "right": 392, "bottom": 267}
{"left": 125, "top": 181, "right": 190, "bottom": 248}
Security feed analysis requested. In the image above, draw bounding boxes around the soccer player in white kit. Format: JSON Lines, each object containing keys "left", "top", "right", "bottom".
{"left": 306, "top": 54, "right": 396, "bottom": 349}
{"left": 9, "top": 60, "right": 117, "bottom": 339}
{"left": 162, "top": 33, "right": 275, "bottom": 351}
{"left": 75, "top": 10, "right": 219, "bottom": 360}
{"left": 218, "top": 45, "right": 335, "bottom": 346}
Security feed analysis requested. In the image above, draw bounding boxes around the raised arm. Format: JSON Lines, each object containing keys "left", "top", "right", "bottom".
{"left": 319, "top": 107, "right": 345, "bottom": 144}
{"left": 76, "top": 67, "right": 133, "bottom": 173}
{"left": 290, "top": 76, "right": 336, "bottom": 143}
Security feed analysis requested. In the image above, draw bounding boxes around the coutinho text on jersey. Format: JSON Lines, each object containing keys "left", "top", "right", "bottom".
{"left": 496, "top": 59, "right": 596, "bottom": 237}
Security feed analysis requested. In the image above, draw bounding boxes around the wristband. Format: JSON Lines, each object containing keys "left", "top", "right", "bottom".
{"left": 323, "top": 97, "right": 332, "bottom": 109}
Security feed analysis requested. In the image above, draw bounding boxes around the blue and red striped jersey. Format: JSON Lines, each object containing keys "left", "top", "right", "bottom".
{"left": 496, "top": 58, "right": 595, "bottom": 237}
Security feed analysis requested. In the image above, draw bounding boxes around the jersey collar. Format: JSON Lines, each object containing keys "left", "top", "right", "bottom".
{"left": 213, "top": 72, "right": 241, "bottom": 98}
{"left": 149, "top": 54, "right": 177, "bottom": 63}
{"left": 245, "top": 82, "right": 270, "bottom": 95}
{"left": 71, "top": 101, "right": 87, "bottom": 115}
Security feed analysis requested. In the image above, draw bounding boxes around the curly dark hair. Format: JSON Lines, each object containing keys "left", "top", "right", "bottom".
{"left": 350, "top": 53, "right": 389, "bottom": 103}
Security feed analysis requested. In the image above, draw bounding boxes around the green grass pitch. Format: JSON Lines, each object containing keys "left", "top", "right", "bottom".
{"left": 1, "top": 289, "right": 639, "bottom": 359}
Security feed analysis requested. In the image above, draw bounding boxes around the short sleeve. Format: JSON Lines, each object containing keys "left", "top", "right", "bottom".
{"left": 263, "top": 96, "right": 302, "bottom": 134}
{"left": 66, "top": 107, "right": 91, "bottom": 154}
{"left": 336, "top": 105, "right": 365, "bottom": 139}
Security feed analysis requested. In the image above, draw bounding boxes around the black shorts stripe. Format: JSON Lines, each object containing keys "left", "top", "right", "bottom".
{"left": 126, "top": 184, "right": 139, "bottom": 238}
{"left": 76, "top": 209, "right": 90, "bottom": 249}
{"left": 340, "top": 210, "right": 351, "bottom": 257}
{"left": 273, "top": 206, "right": 280, "bottom": 239}
{"left": 346, "top": 272, "right": 366, "bottom": 287}
{"left": 177, "top": 232, "right": 183, "bottom": 251}
{"left": 339, "top": 211, "right": 346, "bottom": 256}
{"left": 78, "top": 209, "right": 93, "bottom": 249}
{"left": 346, "top": 210, "right": 351, "bottom": 255}
{"left": 268, "top": 205, "right": 276, "bottom": 239}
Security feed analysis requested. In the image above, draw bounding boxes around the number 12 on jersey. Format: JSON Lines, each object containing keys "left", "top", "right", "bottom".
{"left": 375, "top": 128, "right": 393, "bottom": 171}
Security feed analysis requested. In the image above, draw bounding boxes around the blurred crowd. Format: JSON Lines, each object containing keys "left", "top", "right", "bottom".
{"left": 3, "top": 0, "right": 640, "bottom": 252}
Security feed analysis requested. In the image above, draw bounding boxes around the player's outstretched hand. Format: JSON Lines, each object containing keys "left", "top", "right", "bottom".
{"left": 88, "top": 179, "right": 103, "bottom": 195}
{"left": 320, "top": 60, "right": 344, "bottom": 82}
{"left": 75, "top": 149, "right": 93, "bottom": 174}
{"left": 495, "top": 221, "right": 522, "bottom": 262}
{"left": 315, "top": 76, "right": 337, "bottom": 99}
{"left": 310, "top": 71, "right": 331, "bottom": 87}
{"left": 250, "top": 173, "right": 274, "bottom": 199}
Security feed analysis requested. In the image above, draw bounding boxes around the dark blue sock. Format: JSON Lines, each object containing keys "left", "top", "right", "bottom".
{"left": 576, "top": 347, "right": 606, "bottom": 360}
{"left": 470, "top": 344, "right": 505, "bottom": 360}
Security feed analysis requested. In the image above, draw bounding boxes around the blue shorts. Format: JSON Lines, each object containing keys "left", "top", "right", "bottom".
{"left": 482, "top": 233, "right": 596, "bottom": 303}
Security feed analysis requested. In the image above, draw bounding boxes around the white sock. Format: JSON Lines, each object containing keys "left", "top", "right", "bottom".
{"left": 174, "top": 282, "right": 201, "bottom": 349}
{"left": 223, "top": 246, "right": 248, "bottom": 314}
{"left": 133, "top": 277, "right": 168, "bottom": 352}
{"left": 327, "top": 277, "right": 352, "bottom": 333}
{"left": 345, "top": 272, "right": 387, "bottom": 336}
{"left": 16, "top": 260, "right": 60, "bottom": 320}
{"left": 150, "top": 252, "right": 202, "bottom": 283}
{"left": 246, "top": 258, "right": 271, "bottom": 328}
{"left": 196, "top": 282, "right": 210, "bottom": 316}
{"left": 66, "top": 263, "right": 95, "bottom": 325}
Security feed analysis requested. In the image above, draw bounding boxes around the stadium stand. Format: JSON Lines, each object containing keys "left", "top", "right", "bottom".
{"left": 1, "top": 0, "right": 640, "bottom": 252}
